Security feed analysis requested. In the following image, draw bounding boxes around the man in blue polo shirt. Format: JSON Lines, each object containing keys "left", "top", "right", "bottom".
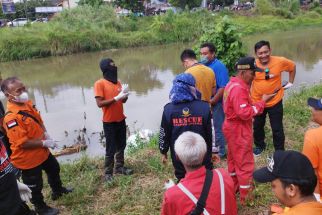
{"left": 200, "top": 42, "right": 229, "bottom": 158}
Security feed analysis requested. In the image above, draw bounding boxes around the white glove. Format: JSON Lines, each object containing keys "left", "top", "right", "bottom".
{"left": 121, "top": 84, "right": 129, "bottom": 93}
{"left": 42, "top": 139, "right": 58, "bottom": 149}
{"left": 44, "top": 132, "right": 52, "bottom": 140}
{"left": 283, "top": 82, "right": 293, "bottom": 90}
{"left": 314, "top": 193, "right": 321, "bottom": 203}
{"left": 17, "top": 180, "right": 32, "bottom": 202}
{"left": 163, "top": 179, "right": 175, "bottom": 190}
{"left": 114, "top": 91, "right": 129, "bottom": 101}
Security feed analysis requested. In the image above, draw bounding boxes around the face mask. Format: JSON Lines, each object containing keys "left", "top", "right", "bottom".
{"left": 12, "top": 92, "right": 29, "bottom": 103}
{"left": 103, "top": 65, "right": 118, "bottom": 84}
{"left": 0, "top": 91, "right": 5, "bottom": 100}
{"left": 199, "top": 56, "right": 209, "bottom": 64}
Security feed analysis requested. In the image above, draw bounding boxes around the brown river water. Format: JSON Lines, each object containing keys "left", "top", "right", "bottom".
{"left": 0, "top": 27, "right": 321, "bottom": 160}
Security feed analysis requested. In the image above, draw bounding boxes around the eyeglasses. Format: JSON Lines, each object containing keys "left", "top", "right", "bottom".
{"left": 265, "top": 68, "right": 270, "bottom": 80}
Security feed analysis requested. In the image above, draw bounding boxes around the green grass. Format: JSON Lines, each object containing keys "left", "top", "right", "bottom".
{"left": 38, "top": 83, "right": 322, "bottom": 214}
{"left": 0, "top": 6, "right": 322, "bottom": 62}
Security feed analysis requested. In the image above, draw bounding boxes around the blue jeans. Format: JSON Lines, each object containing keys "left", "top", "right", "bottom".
{"left": 213, "top": 102, "right": 226, "bottom": 156}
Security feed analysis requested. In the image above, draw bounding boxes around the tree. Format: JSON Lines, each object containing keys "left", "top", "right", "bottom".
{"left": 78, "top": 0, "right": 104, "bottom": 7}
{"left": 197, "top": 16, "right": 246, "bottom": 74}
{"left": 114, "top": 0, "right": 145, "bottom": 12}
{"left": 0, "top": 8, "right": 4, "bottom": 19}
{"left": 209, "top": 0, "right": 233, "bottom": 6}
{"left": 168, "top": 0, "right": 202, "bottom": 9}
{"left": 209, "top": 0, "right": 224, "bottom": 6}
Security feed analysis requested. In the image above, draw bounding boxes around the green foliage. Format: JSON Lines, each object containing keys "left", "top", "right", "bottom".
{"left": 288, "top": 0, "right": 300, "bottom": 14}
{"left": 0, "top": 7, "right": 3, "bottom": 19}
{"left": 312, "top": 7, "right": 322, "bottom": 15}
{"left": 114, "top": 0, "right": 144, "bottom": 12}
{"left": 198, "top": 16, "right": 246, "bottom": 74}
{"left": 274, "top": 8, "right": 294, "bottom": 19}
{"left": 1, "top": 6, "right": 322, "bottom": 62}
{"left": 78, "top": 0, "right": 104, "bottom": 7}
{"left": 0, "top": 27, "right": 50, "bottom": 61}
{"left": 303, "top": 10, "right": 321, "bottom": 19}
{"left": 255, "top": 0, "right": 300, "bottom": 18}
{"left": 309, "top": 0, "right": 321, "bottom": 9}
{"left": 126, "top": 134, "right": 148, "bottom": 154}
{"left": 255, "top": 0, "right": 275, "bottom": 15}
{"left": 273, "top": 0, "right": 300, "bottom": 18}
{"left": 169, "top": 0, "right": 202, "bottom": 9}
{"left": 51, "top": 156, "right": 101, "bottom": 207}
{"left": 149, "top": 10, "right": 205, "bottom": 43}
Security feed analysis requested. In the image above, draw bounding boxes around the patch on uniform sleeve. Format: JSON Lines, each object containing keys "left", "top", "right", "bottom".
{"left": 6, "top": 119, "right": 18, "bottom": 129}
{"left": 240, "top": 104, "right": 247, "bottom": 108}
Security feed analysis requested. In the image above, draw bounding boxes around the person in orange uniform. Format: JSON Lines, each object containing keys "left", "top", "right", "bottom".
{"left": 303, "top": 97, "right": 322, "bottom": 202}
{"left": 1, "top": 77, "right": 72, "bottom": 215}
{"left": 94, "top": 58, "right": 133, "bottom": 183}
{"left": 254, "top": 150, "right": 322, "bottom": 214}
{"left": 181, "top": 49, "right": 216, "bottom": 103}
{"left": 252, "top": 40, "right": 296, "bottom": 156}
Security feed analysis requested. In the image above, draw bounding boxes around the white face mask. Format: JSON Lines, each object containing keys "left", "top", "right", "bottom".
{"left": 12, "top": 92, "right": 29, "bottom": 103}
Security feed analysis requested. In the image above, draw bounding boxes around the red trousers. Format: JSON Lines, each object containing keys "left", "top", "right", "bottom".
{"left": 223, "top": 119, "right": 254, "bottom": 202}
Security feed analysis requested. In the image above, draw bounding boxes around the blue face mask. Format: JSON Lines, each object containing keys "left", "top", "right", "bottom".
{"left": 199, "top": 56, "right": 209, "bottom": 64}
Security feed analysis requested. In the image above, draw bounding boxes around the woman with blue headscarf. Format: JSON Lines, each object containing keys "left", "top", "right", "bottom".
{"left": 169, "top": 73, "right": 201, "bottom": 104}
{"left": 159, "top": 73, "right": 213, "bottom": 181}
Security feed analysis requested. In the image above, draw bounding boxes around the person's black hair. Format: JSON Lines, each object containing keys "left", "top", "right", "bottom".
{"left": 1, "top": 77, "right": 19, "bottom": 93}
{"left": 200, "top": 43, "right": 217, "bottom": 54}
{"left": 254, "top": 40, "right": 270, "bottom": 52}
{"left": 280, "top": 176, "right": 317, "bottom": 197}
{"left": 180, "top": 49, "right": 197, "bottom": 61}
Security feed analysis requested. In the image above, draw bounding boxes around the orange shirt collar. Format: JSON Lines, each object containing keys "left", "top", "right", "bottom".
{"left": 7, "top": 100, "right": 33, "bottom": 113}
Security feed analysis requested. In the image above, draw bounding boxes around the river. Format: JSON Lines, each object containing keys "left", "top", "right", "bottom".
{"left": 0, "top": 26, "right": 321, "bottom": 159}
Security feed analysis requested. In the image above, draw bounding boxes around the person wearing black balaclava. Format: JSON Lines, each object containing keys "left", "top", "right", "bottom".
{"left": 94, "top": 58, "right": 133, "bottom": 182}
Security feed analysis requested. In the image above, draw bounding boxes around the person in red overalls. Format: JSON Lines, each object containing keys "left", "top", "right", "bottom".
{"left": 222, "top": 57, "right": 275, "bottom": 204}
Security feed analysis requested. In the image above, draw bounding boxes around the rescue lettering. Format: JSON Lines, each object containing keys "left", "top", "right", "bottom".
{"left": 172, "top": 117, "right": 203, "bottom": 127}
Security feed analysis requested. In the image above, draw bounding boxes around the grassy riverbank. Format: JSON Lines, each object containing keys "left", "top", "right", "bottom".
{"left": 0, "top": 5, "right": 322, "bottom": 62}
{"left": 39, "top": 83, "right": 322, "bottom": 215}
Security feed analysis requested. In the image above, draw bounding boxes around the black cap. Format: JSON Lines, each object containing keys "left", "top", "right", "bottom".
{"left": 308, "top": 97, "right": 322, "bottom": 110}
{"left": 99, "top": 58, "right": 115, "bottom": 73}
{"left": 253, "top": 150, "right": 316, "bottom": 183}
{"left": 236, "top": 57, "right": 263, "bottom": 72}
